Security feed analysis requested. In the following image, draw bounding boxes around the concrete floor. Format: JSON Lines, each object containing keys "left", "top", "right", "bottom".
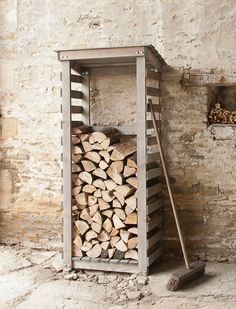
{"left": 0, "top": 245, "right": 235, "bottom": 309}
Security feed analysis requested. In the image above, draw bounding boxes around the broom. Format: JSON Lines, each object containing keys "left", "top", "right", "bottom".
{"left": 149, "top": 98, "right": 205, "bottom": 291}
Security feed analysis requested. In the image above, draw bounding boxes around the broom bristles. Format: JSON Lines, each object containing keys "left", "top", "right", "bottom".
{"left": 166, "top": 262, "right": 205, "bottom": 291}
{"left": 166, "top": 276, "right": 180, "bottom": 291}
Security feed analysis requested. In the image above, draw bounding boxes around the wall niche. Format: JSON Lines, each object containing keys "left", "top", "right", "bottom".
{"left": 208, "top": 86, "right": 236, "bottom": 125}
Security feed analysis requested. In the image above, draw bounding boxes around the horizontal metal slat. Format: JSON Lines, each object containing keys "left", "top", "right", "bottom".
{"left": 146, "top": 70, "right": 161, "bottom": 81}
{"left": 70, "top": 74, "right": 82, "bottom": 83}
{"left": 147, "top": 152, "right": 160, "bottom": 163}
{"left": 148, "top": 198, "right": 162, "bottom": 215}
{"left": 71, "top": 121, "right": 83, "bottom": 128}
{"left": 71, "top": 90, "right": 82, "bottom": 99}
{"left": 147, "top": 183, "right": 162, "bottom": 198}
{"left": 147, "top": 167, "right": 162, "bottom": 180}
{"left": 71, "top": 106, "right": 83, "bottom": 114}
{"left": 146, "top": 119, "right": 161, "bottom": 129}
{"left": 147, "top": 215, "right": 162, "bottom": 232}
{"left": 147, "top": 87, "right": 161, "bottom": 97}
{"left": 148, "top": 246, "right": 162, "bottom": 266}
{"left": 147, "top": 104, "right": 161, "bottom": 113}
{"left": 147, "top": 230, "right": 162, "bottom": 249}
{"left": 147, "top": 136, "right": 157, "bottom": 146}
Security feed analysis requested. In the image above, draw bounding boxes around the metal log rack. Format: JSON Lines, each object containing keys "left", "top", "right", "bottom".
{"left": 58, "top": 45, "right": 166, "bottom": 274}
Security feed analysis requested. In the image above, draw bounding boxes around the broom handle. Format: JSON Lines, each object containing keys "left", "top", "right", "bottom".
{"left": 149, "top": 99, "right": 190, "bottom": 270}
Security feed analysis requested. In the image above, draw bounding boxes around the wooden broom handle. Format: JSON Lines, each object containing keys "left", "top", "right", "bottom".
{"left": 149, "top": 99, "right": 190, "bottom": 270}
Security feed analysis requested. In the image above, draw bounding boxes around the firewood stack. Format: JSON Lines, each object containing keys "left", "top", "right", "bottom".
{"left": 71, "top": 125, "right": 138, "bottom": 261}
{"left": 208, "top": 103, "right": 236, "bottom": 124}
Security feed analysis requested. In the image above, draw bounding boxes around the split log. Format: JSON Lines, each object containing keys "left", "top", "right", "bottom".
{"left": 126, "top": 177, "right": 137, "bottom": 189}
{"left": 127, "top": 237, "right": 138, "bottom": 249}
{"left": 92, "top": 143, "right": 103, "bottom": 151}
{"left": 113, "top": 191, "right": 125, "bottom": 206}
{"left": 92, "top": 168, "right": 107, "bottom": 179}
{"left": 112, "top": 199, "right": 122, "bottom": 208}
{"left": 75, "top": 220, "right": 89, "bottom": 235}
{"left": 120, "top": 230, "right": 130, "bottom": 243}
{"left": 110, "top": 228, "right": 119, "bottom": 237}
{"left": 100, "top": 138, "right": 110, "bottom": 150}
{"left": 102, "top": 209, "right": 113, "bottom": 218}
{"left": 102, "top": 190, "right": 115, "bottom": 203}
{"left": 82, "top": 184, "right": 96, "bottom": 194}
{"left": 73, "top": 245, "right": 83, "bottom": 257}
{"left": 85, "top": 151, "right": 101, "bottom": 163}
{"left": 72, "top": 136, "right": 80, "bottom": 145}
{"left": 94, "top": 189, "right": 102, "bottom": 198}
{"left": 93, "top": 179, "right": 106, "bottom": 190}
{"left": 87, "top": 195, "right": 97, "bottom": 206}
{"left": 72, "top": 154, "right": 82, "bottom": 164}
{"left": 128, "top": 227, "right": 138, "bottom": 235}
{"left": 89, "top": 204, "right": 98, "bottom": 217}
{"left": 123, "top": 166, "right": 136, "bottom": 178}
{"left": 115, "top": 239, "right": 128, "bottom": 252}
{"left": 72, "top": 163, "right": 81, "bottom": 173}
{"left": 115, "top": 185, "right": 135, "bottom": 198}
{"left": 125, "top": 195, "right": 137, "bottom": 215}
{"left": 92, "top": 239, "right": 99, "bottom": 245}
{"left": 73, "top": 177, "right": 82, "bottom": 186}
{"left": 111, "top": 142, "right": 136, "bottom": 161}
{"left": 99, "top": 150, "right": 110, "bottom": 163}
{"left": 106, "top": 161, "right": 124, "bottom": 185}
{"left": 108, "top": 248, "right": 116, "bottom": 258}
{"left": 91, "top": 222, "right": 102, "bottom": 234}
{"left": 104, "top": 179, "right": 117, "bottom": 191}
{"left": 72, "top": 186, "right": 82, "bottom": 196}
{"left": 114, "top": 208, "right": 126, "bottom": 220}
{"left": 81, "top": 160, "right": 96, "bottom": 172}
{"left": 113, "top": 250, "right": 125, "bottom": 260}
{"left": 99, "top": 160, "right": 108, "bottom": 170}
{"left": 75, "top": 192, "right": 88, "bottom": 205}
{"left": 125, "top": 250, "right": 138, "bottom": 260}
{"left": 72, "top": 145, "right": 83, "bottom": 155}
{"left": 82, "top": 141, "right": 93, "bottom": 153}
{"left": 72, "top": 205, "right": 79, "bottom": 215}
{"left": 97, "top": 230, "right": 110, "bottom": 242}
{"left": 113, "top": 214, "right": 125, "bottom": 229}
{"left": 85, "top": 230, "right": 98, "bottom": 242}
{"left": 79, "top": 171, "right": 93, "bottom": 184}
{"left": 101, "top": 241, "right": 110, "bottom": 251}
{"left": 86, "top": 244, "right": 102, "bottom": 258}
{"left": 103, "top": 218, "right": 113, "bottom": 233}
{"left": 81, "top": 241, "right": 93, "bottom": 252}
{"left": 73, "top": 235, "right": 82, "bottom": 249}
{"left": 124, "top": 212, "right": 137, "bottom": 225}
{"left": 92, "top": 211, "right": 102, "bottom": 225}
{"left": 127, "top": 154, "right": 137, "bottom": 169}
{"left": 79, "top": 133, "right": 90, "bottom": 142}
{"left": 89, "top": 131, "right": 107, "bottom": 144}
{"left": 110, "top": 236, "right": 120, "bottom": 248}
{"left": 80, "top": 208, "right": 92, "bottom": 224}
{"left": 98, "top": 198, "right": 110, "bottom": 211}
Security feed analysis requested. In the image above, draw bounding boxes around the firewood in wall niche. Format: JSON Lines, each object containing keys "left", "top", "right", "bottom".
{"left": 208, "top": 102, "right": 236, "bottom": 124}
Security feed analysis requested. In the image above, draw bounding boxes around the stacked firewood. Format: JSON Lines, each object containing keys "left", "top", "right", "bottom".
{"left": 208, "top": 103, "right": 236, "bottom": 124}
{"left": 71, "top": 125, "right": 138, "bottom": 261}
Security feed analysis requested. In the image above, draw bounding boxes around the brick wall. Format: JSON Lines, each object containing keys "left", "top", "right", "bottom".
{"left": 0, "top": 0, "right": 235, "bottom": 261}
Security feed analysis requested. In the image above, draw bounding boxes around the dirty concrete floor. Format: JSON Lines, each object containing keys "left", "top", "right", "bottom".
{"left": 0, "top": 245, "right": 235, "bottom": 309}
